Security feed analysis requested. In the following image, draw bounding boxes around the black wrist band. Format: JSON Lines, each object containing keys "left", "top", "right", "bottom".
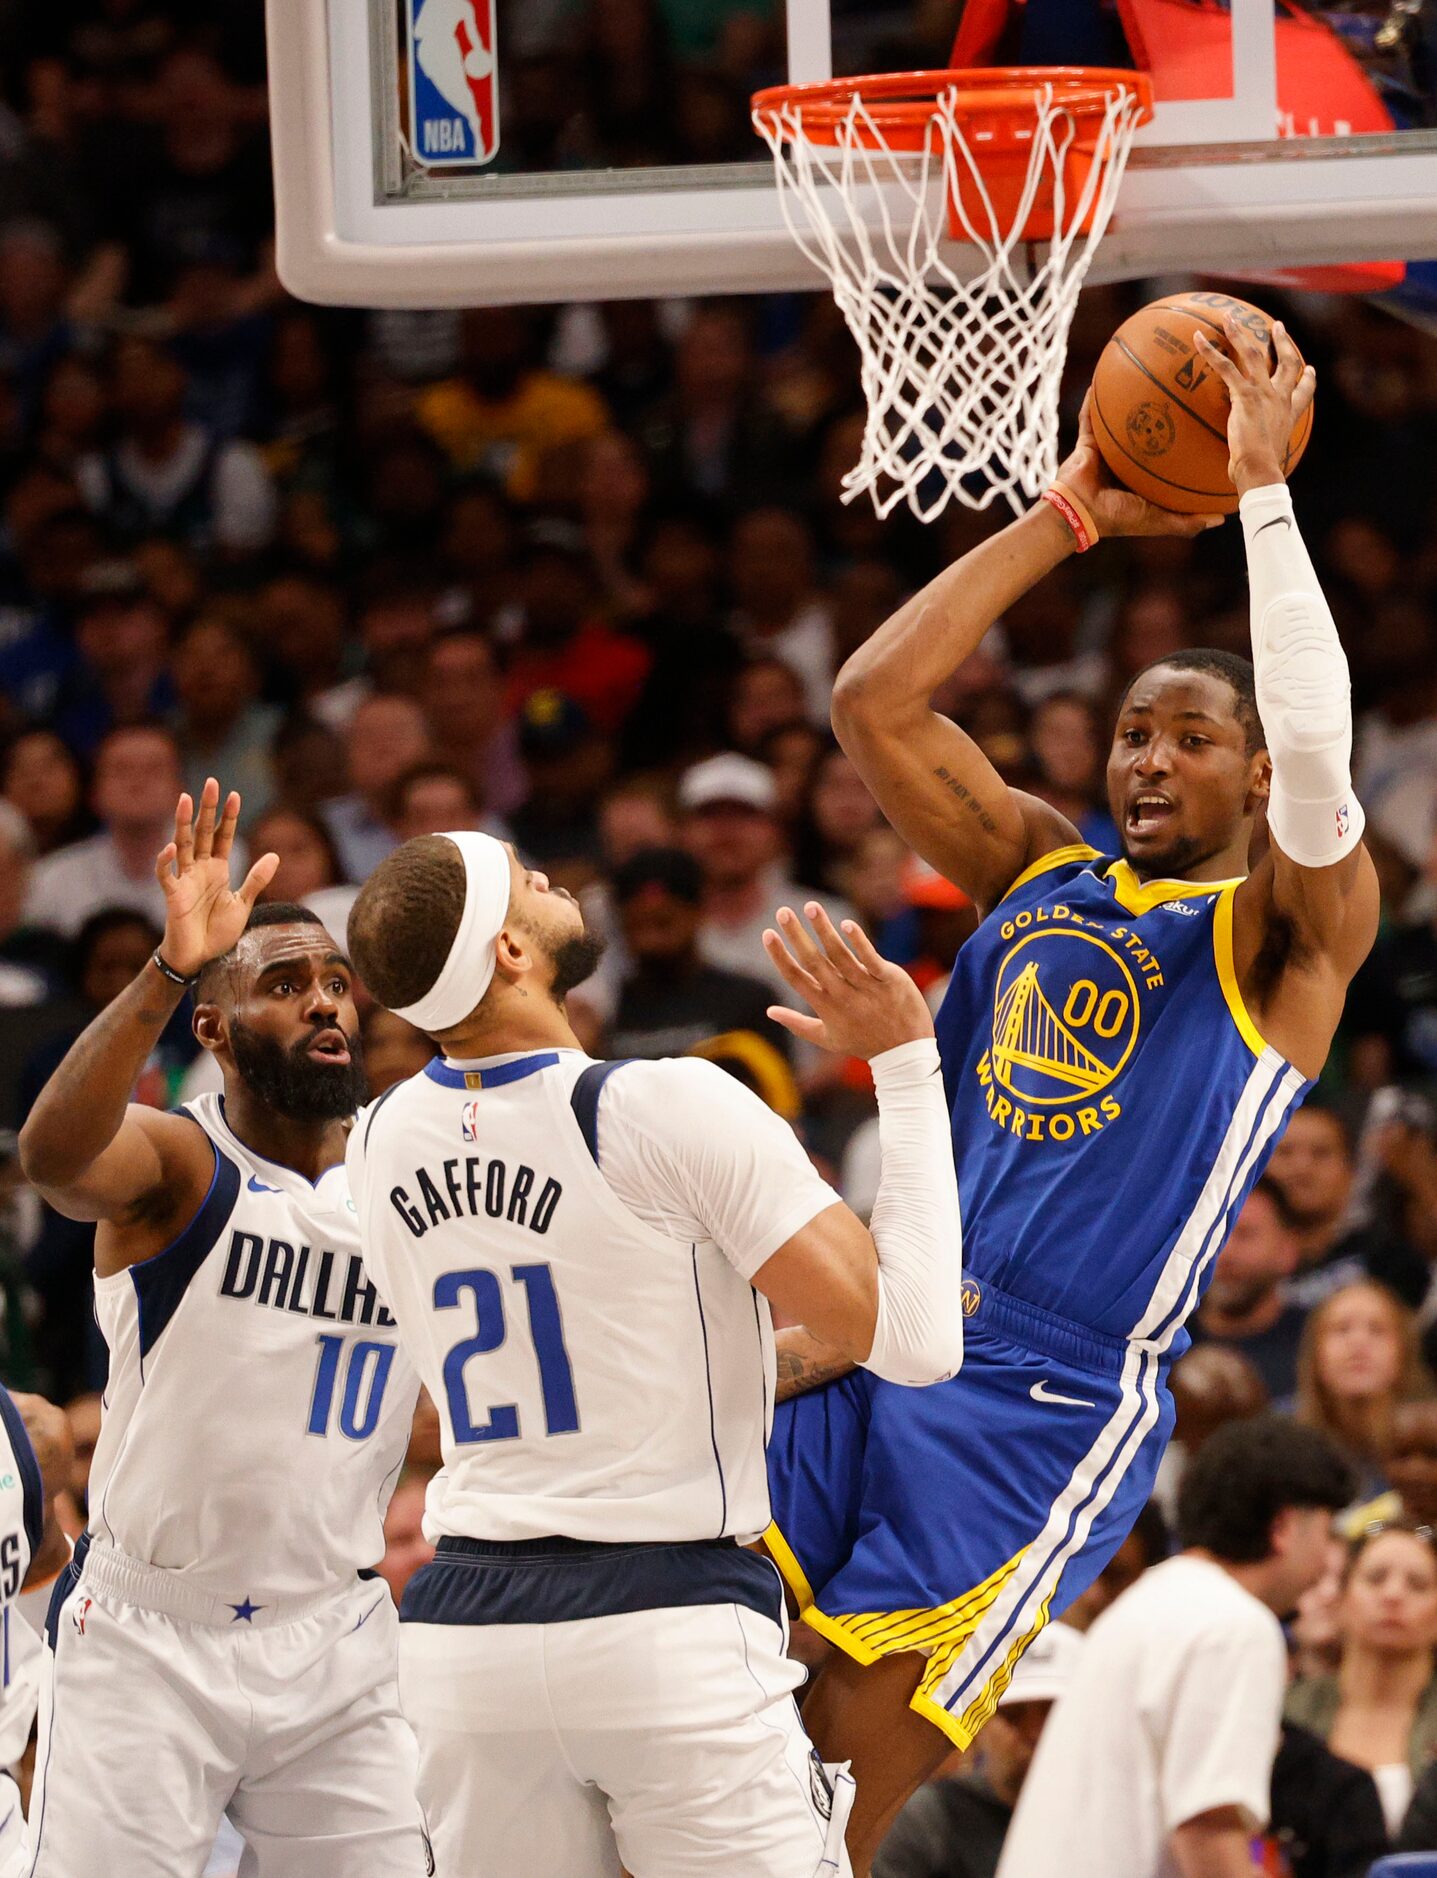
{"left": 151, "top": 950, "right": 198, "bottom": 988}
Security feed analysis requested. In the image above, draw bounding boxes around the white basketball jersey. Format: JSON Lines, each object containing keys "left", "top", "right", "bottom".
{"left": 349, "top": 1051, "right": 779, "bottom": 1545}
{"left": 87, "top": 1094, "right": 420, "bottom": 1605}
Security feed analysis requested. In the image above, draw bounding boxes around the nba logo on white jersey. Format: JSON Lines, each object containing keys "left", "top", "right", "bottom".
{"left": 408, "top": 0, "right": 499, "bottom": 167}
{"left": 461, "top": 1099, "right": 480, "bottom": 1143}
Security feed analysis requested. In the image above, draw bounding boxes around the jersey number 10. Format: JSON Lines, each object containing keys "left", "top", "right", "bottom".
{"left": 436, "top": 1264, "right": 579, "bottom": 1442}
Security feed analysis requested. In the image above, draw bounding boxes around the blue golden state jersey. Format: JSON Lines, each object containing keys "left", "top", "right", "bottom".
{"left": 934, "top": 844, "right": 1312, "bottom": 1348}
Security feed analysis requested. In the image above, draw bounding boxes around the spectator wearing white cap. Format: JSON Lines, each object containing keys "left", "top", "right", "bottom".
{"left": 678, "top": 752, "right": 854, "bottom": 1004}
{"left": 874, "top": 1621, "right": 1083, "bottom": 1878}
{"left": 999, "top": 1417, "right": 1356, "bottom": 1878}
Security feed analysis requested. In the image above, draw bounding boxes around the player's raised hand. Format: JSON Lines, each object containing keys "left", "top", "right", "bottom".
{"left": 762, "top": 903, "right": 934, "bottom": 1059}
{"left": 154, "top": 778, "right": 279, "bottom": 978}
{"left": 1051, "top": 393, "right": 1226, "bottom": 540}
{"left": 1194, "top": 312, "right": 1316, "bottom": 497}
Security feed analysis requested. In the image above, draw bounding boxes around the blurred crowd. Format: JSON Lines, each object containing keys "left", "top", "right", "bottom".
{"left": 3, "top": 4, "right": 1437, "bottom": 1874}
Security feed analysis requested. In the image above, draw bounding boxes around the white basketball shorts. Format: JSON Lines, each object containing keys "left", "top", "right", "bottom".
{"left": 399, "top": 1534, "right": 855, "bottom": 1877}
{"left": 25, "top": 1535, "right": 431, "bottom": 1878}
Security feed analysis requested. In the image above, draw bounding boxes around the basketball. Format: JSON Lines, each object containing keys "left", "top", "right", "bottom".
{"left": 1090, "top": 290, "right": 1314, "bottom": 515}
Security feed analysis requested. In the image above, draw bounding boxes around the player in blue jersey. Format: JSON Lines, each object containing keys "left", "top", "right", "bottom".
{"left": 763, "top": 308, "right": 1380, "bottom": 1870}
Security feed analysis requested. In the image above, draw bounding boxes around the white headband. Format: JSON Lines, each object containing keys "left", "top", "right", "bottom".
{"left": 390, "top": 831, "right": 513, "bottom": 1032}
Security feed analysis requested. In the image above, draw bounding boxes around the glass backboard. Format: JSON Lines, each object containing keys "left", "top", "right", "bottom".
{"left": 268, "top": 0, "right": 1437, "bottom": 306}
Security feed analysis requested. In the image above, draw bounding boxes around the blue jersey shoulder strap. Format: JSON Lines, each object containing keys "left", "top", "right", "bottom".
{"left": 129, "top": 1140, "right": 243, "bottom": 1364}
{"left": 569, "top": 1060, "right": 633, "bottom": 1166}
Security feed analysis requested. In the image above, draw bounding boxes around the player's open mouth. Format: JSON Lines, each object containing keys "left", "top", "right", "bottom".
{"left": 307, "top": 1031, "right": 352, "bottom": 1066}
{"left": 1127, "top": 793, "right": 1176, "bottom": 834}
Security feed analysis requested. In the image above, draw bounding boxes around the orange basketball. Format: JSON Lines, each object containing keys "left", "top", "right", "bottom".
{"left": 1089, "top": 290, "right": 1313, "bottom": 515}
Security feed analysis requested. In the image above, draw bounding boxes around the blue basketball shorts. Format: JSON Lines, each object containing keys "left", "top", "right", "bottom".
{"left": 765, "top": 1280, "right": 1176, "bottom": 1747}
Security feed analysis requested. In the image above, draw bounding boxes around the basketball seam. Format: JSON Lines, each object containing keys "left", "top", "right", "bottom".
{"left": 1090, "top": 384, "right": 1229, "bottom": 502}
{"left": 1112, "top": 337, "right": 1231, "bottom": 447}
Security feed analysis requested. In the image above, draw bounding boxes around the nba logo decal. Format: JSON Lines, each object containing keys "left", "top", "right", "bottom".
{"left": 408, "top": 0, "right": 499, "bottom": 168}
{"left": 461, "top": 1100, "right": 481, "bottom": 1143}
{"left": 1336, "top": 802, "right": 1350, "bottom": 840}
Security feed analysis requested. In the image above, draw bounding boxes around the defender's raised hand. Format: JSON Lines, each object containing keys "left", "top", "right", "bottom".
{"left": 154, "top": 778, "right": 278, "bottom": 979}
{"left": 1194, "top": 311, "right": 1316, "bottom": 496}
{"left": 762, "top": 902, "right": 934, "bottom": 1059}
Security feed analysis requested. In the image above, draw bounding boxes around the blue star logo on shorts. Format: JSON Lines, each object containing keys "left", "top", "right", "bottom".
{"left": 229, "top": 1598, "right": 263, "bottom": 1623}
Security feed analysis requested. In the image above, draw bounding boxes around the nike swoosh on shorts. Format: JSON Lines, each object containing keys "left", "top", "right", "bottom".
{"left": 1029, "top": 1380, "right": 1097, "bottom": 1409}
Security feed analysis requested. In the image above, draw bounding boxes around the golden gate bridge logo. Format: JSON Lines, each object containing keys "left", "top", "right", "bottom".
{"left": 990, "top": 931, "right": 1140, "bottom": 1106}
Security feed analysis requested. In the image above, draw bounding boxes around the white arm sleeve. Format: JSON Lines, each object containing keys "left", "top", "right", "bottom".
{"left": 862, "top": 1038, "right": 965, "bottom": 1387}
{"left": 1240, "top": 482, "right": 1364, "bottom": 868}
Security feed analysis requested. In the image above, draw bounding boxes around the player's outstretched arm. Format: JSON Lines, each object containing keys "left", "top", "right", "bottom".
{"left": 19, "top": 780, "right": 277, "bottom": 1249}
{"left": 1197, "top": 317, "right": 1381, "bottom": 1074}
{"left": 832, "top": 404, "right": 1223, "bottom": 915}
{"left": 750, "top": 907, "right": 964, "bottom": 1387}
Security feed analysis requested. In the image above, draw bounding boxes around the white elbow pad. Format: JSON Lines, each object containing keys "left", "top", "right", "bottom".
{"left": 866, "top": 1269, "right": 965, "bottom": 1387}
{"left": 1241, "top": 486, "right": 1365, "bottom": 869}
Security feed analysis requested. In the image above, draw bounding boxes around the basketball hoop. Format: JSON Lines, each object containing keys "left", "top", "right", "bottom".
{"left": 751, "top": 68, "right": 1153, "bottom": 520}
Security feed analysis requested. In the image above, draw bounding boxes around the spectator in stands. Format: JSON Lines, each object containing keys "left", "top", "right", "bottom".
{"left": 248, "top": 807, "right": 342, "bottom": 906}
{"left": 1193, "top": 1176, "right": 1309, "bottom": 1400}
{"left": 998, "top": 1416, "right": 1355, "bottom": 1878}
{"left": 1389, "top": 1402, "right": 1437, "bottom": 1528}
{"left": 24, "top": 721, "right": 183, "bottom": 936}
{"left": 254, "top": 571, "right": 355, "bottom": 728}
{"left": 726, "top": 657, "right": 809, "bottom": 761}
{"left": 77, "top": 335, "right": 275, "bottom": 556}
{"left": 504, "top": 520, "right": 650, "bottom": 735}
{"left": 678, "top": 750, "right": 853, "bottom": 1002}
{"left": 55, "top": 560, "right": 172, "bottom": 753}
{"left": 637, "top": 302, "right": 787, "bottom": 503}
{"left": 874, "top": 1622, "right": 1085, "bottom": 1878}
{"left": 728, "top": 506, "right": 835, "bottom": 724}
{"left": 0, "top": 802, "right": 45, "bottom": 1011}
{"left": 1288, "top": 1521, "right": 1437, "bottom": 1838}
{"left": 508, "top": 690, "right": 611, "bottom": 873}
{"left": 1026, "top": 692, "right": 1120, "bottom": 854}
{"left": 1269, "top": 1104, "right": 1429, "bottom": 1312}
{"left": 418, "top": 628, "right": 526, "bottom": 818}
{"left": 605, "top": 846, "right": 784, "bottom": 1062}
{"left": 354, "top": 577, "right": 442, "bottom": 703}
{"left": 390, "top": 761, "right": 508, "bottom": 845}
{"left": 2, "top": 727, "right": 87, "bottom": 855}
{"left": 170, "top": 609, "right": 279, "bottom": 824}
{"left": 1265, "top": 1722, "right": 1388, "bottom": 1878}
{"left": 415, "top": 305, "right": 608, "bottom": 501}
{"left": 792, "top": 745, "right": 881, "bottom": 898}
{"left": 1296, "top": 1280, "right": 1433, "bottom": 1501}
{"left": 320, "top": 691, "right": 431, "bottom": 882}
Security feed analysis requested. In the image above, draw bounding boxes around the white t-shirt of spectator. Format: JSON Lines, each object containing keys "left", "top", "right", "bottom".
{"left": 24, "top": 831, "right": 248, "bottom": 939}
{"left": 997, "top": 1556, "right": 1287, "bottom": 1878}
{"left": 78, "top": 430, "right": 277, "bottom": 555}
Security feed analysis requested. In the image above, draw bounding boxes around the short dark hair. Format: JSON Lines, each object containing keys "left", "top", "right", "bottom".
{"left": 193, "top": 902, "right": 325, "bottom": 1004}
{"left": 1176, "top": 1413, "right": 1355, "bottom": 1563}
{"left": 1120, "top": 648, "right": 1265, "bottom": 757}
{"left": 347, "top": 836, "right": 466, "bottom": 1012}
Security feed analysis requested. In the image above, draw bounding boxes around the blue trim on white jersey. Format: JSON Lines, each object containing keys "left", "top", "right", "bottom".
{"left": 424, "top": 1051, "right": 560, "bottom": 1090}
{"left": 569, "top": 1059, "right": 632, "bottom": 1165}
{"left": 0, "top": 1386, "right": 42, "bottom": 1565}
{"left": 691, "top": 1246, "right": 728, "bottom": 1536}
{"left": 400, "top": 1532, "right": 783, "bottom": 1628}
{"left": 129, "top": 1142, "right": 242, "bottom": 1362}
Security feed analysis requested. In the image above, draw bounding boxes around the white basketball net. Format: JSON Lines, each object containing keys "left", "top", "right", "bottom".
{"left": 754, "top": 79, "right": 1147, "bottom": 520}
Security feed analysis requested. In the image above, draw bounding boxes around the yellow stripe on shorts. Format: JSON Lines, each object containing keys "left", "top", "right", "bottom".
{"left": 763, "top": 1523, "right": 1042, "bottom": 1749}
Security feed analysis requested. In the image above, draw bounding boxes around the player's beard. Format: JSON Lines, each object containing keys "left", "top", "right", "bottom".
{"left": 549, "top": 931, "right": 607, "bottom": 1003}
{"left": 1119, "top": 826, "right": 1217, "bottom": 881}
{"left": 229, "top": 1021, "right": 369, "bottom": 1121}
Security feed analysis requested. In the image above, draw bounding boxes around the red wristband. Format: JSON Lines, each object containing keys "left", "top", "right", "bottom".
{"left": 1042, "top": 483, "right": 1097, "bottom": 553}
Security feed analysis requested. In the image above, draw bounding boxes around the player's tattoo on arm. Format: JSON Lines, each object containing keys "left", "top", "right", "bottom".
{"left": 775, "top": 1327, "right": 856, "bottom": 1403}
{"left": 933, "top": 766, "right": 1001, "bottom": 837}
